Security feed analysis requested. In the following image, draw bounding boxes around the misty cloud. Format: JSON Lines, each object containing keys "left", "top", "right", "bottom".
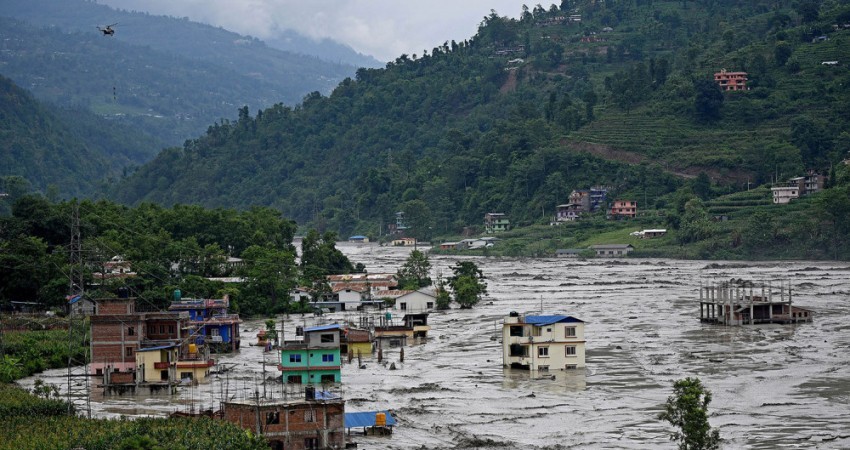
{"left": 97, "top": 0, "right": 529, "bottom": 61}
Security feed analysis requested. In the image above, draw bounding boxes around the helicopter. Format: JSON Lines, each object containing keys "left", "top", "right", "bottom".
{"left": 97, "top": 23, "right": 117, "bottom": 36}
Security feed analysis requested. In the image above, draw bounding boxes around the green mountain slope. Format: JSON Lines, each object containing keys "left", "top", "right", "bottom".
{"left": 116, "top": 0, "right": 850, "bottom": 239}
{"left": 0, "top": 0, "right": 357, "bottom": 146}
{"left": 0, "top": 75, "right": 110, "bottom": 196}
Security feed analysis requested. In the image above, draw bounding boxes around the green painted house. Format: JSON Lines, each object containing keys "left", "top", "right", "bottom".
{"left": 278, "top": 324, "right": 342, "bottom": 384}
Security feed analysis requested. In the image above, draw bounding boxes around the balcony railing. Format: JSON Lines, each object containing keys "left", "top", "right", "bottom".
{"left": 154, "top": 362, "right": 170, "bottom": 369}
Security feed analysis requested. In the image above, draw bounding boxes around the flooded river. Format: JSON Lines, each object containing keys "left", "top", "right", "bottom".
{"left": 21, "top": 244, "right": 850, "bottom": 449}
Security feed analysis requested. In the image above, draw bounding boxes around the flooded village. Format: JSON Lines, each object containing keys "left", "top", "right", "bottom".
{"left": 17, "top": 243, "right": 850, "bottom": 449}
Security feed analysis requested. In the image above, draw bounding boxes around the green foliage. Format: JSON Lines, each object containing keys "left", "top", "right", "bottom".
{"left": 693, "top": 79, "right": 723, "bottom": 122}
{"left": 0, "top": 325, "right": 87, "bottom": 381}
{"left": 396, "top": 250, "right": 432, "bottom": 290}
{"left": 0, "top": 385, "right": 266, "bottom": 449}
{"left": 448, "top": 261, "right": 487, "bottom": 309}
{"left": 658, "top": 377, "right": 721, "bottom": 450}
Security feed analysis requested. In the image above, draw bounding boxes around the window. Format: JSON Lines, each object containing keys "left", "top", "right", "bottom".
{"left": 266, "top": 411, "right": 280, "bottom": 424}
{"left": 286, "top": 375, "right": 301, "bottom": 384}
{"left": 125, "top": 347, "right": 134, "bottom": 357}
{"left": 565, "top": 327, "right": 576, "bottom": 337}
{"left": 289, "top": 354, "right": 302, "bottom": 363}
{"left": 168, "top": 325, "right": 175, "bottom": 334}
{"left": 304, "top": 410, "right": 315, "bottom": 423}
{"left": 320, "top": 333, "right": 334, "bottom": 343}
{"left": 127, "top": 327, "right": 135, "bottom": 336}
{"left": 538, "top": 346, "right": 549, "bottom": 357}
{"left": 304, "top": 437, "right": 319, "bottom": 449}
{"left": 426, "top": 302, "right": 434, "bottom": 309}
{"left": 566, "top": 346, "right": 577, "bottom": 357}
{"left": 399, "top": 302, "right": 407, "bottom": 310}
{"left": 181, "top": 372, "right": 193, "bottom": 380}
{"left": 322, "top": 354, "right": 334, "bottom": 363}
{"left": 532, "top": 327, "right": 542, "bottom": 337}
{"left": 565, "top": 364, "right": 577, "bottom": 370}
{"left": 320, "top": 374, "right": 335, "bottom": 383}
{"left": 160, "top": 325, "right": 165, "bottom": 334}
{"left": 538, "top": 365, "right": 549, "bottom": 371}
{"left": 509, "top": 326, "right": 524, "bottom": 337}
{"left": 148, "top": 325, "right": 155, "bottom": 335}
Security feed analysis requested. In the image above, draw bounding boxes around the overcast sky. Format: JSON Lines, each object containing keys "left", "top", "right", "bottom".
{"left": 97, "top": 0, "right": 535, "bottom": 61}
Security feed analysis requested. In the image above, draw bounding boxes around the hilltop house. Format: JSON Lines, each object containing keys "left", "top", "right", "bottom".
{"left": 484, "top": 213, "right": 510, "bottom": 233}
{"left": 610, "top": 200, "right": 637, "bottom": 219}
{"left": 278, "top": 324, "right": 342, "bottom": 384}
{"left": 502, "top": 313, "right": 586, "bottom": 371}
{"left": 771, "top": 172, "right": 827, "bottom": 204}
{"left": 714, "top": 69, "right": 748, "bottom": 91}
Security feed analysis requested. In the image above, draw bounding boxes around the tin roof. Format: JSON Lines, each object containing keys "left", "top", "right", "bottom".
{"left": 305, "top": 323, "right": 343, "bottom": 332}
{"left": 344, "top": 410, "right": 396, "bottom": 428}
{"left": 524, "top": 315, "right": 584, "bottom": 326}
{"left": 137, "top": 344, "right": 178, "bottom": 352}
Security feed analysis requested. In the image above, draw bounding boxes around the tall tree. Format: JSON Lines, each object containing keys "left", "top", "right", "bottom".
{"left": 397, "top": 250, "right": 432, "bottom": 289}
{"left": 658, "top": 377, "right": 721, "bottom": 450}
{"left": 448, "top": 261, "right": 487, "bottom": 308}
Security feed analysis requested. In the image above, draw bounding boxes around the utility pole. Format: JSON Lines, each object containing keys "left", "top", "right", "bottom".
{"left": 67, "top": 202, "right": 91, "bottom": 418}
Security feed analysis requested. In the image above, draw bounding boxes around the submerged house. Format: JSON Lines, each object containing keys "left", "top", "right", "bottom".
{"left": 90, "top": 296, "right": 215, "bottom": 393}
{"left": 278, "top": 324, "right": 342, "bottom": 384}
{"left": 502, "top": 312, "right": 586, "bottom": 371}
{"left": 374, "top": 313, "right": 430, "bottom": 348}
{"left": 168, "top": 295, "right": 241, "bottom": 352}
{"left": 699, "top": 281, "right": 813, "bottom": 325}
{"left": 222, "top": 388, "right": 345, "bottom": 450}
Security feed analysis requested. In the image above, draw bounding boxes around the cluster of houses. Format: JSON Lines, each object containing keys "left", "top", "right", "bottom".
{"left": 290, "top": 272, "right": 439, "bottom": 314}
{"left": 551, "top": 187, "right": 639, "bottom": 223}
{"left": 770, "top": 171, "right": 826, "bottom": 204}
{"left": 86, "top": 292, "right": 241, "bottom": 393}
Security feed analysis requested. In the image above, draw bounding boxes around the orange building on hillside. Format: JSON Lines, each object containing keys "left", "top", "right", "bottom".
{"left": 714, "top": 69, "right": 748, "bottom": 91}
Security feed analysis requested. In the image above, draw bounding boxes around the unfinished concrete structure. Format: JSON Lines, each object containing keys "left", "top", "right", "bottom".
{"left": 699, "top": 281, "right": 813, "bottom": 325}
{"left": 221, "top": 389, "right": 345, "bottom": 450}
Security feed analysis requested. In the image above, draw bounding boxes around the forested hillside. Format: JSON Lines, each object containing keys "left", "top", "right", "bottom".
{"left": 0, "top": 0, "right": 357, "bottom": 146}
{"left": 116, "top": 0, "right": 850, "bottom": 241}
{"left": 0, "top": 75, "right": 161, "bottom": 197}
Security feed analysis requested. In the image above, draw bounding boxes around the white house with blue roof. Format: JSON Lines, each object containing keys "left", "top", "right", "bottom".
{"left": 502, "top": 312, "right": 586, "bottom": 371}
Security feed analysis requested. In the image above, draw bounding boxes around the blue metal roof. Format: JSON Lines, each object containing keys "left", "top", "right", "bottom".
{"left": 305, "top": 323, "right": 343, "bottom": 332}
{"left": 344, "top": 410, "right": 396, "bottom": 428}
{"left": 525, "top": 315, "right": 584, "bottom": 326}
{"left": 136, "top": 344, "right": 178, "bottom": 352}
{"left": 349, "top": 235, "right": 367, "bottom": 240}
{"left": 315, "top": 390, "right": 340, "bottom": 400}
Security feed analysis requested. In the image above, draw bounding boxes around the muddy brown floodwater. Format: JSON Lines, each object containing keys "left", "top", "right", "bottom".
{"left": 21, "top": 243, "right": 850, "bottom": 449}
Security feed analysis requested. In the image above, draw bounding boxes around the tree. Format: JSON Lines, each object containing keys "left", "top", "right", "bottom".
{"left": 693, "top": 79, "right": 723, "bottom": 122}
{"left": 659, "top": 377, "right": 721, "bottom": 450}
{"left": 397, "top": 250, "right": 432, "bottom": 289}
{"left": 239, "top": 245, "right": 297, "bottom": 315}
{"left": 448, "top": 261, "right": 487, "bottom": 308}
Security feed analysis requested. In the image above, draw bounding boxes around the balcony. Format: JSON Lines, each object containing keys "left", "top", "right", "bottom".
{"left": 154, "top": 362, "right": 170, "bottom": 369}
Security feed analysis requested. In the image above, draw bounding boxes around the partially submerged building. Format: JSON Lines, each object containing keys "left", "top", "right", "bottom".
{"left": 168, "top": 295, "right": 241, "bottom": 353}
{"left": 502, "top": 313, "right": 586, "bottom": 371}
{"left": 90, "top": 296, "right": 215, "bottom": 393}
{"left": 222, "top": 388, "right": 345, "bottom": 450}
{"left": 699, "top": 281, "right": 813, "bottom": 325}
{"left": 278, "top": 324, "right": 342, "bottom": 384}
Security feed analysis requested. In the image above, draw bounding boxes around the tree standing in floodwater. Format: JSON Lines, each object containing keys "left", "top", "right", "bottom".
{"left": 659, "top": 377, "right": 721, "bottom": 450}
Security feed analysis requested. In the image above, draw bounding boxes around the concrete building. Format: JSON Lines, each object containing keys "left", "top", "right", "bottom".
{"left": 502, "top": 313, "right": 586, "bottom": 371}
{"left": 278, "top": 324, "right": 342, "bottom": 384}
{"left": 714, "top": 69, "right": 748, "bottom": 91}
{"left": 699, "top": 281, "right": 814, "bottom": 326}
{"left": 484, "top": 212, "right": 510, "bottom": 233}
{"left": 590, "top": 244, "right": 634, "bottom": 257}
{"left": 222, "top": 391, "right": 345, "bottom": 450}
{"left": 610, "top": 200, "right": 637, "bottom": 219}
{"left": 168, "top": 296, "right": 241, "bottom": 353}
{"left": 393, "top": 290, "right": 437, "bottom": 313}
